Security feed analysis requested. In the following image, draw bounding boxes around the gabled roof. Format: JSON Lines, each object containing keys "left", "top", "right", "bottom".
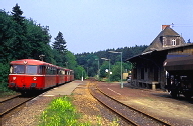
{"left": 126, "top": 43, "right": 193, "bottom": 62}
{"left": 126, "top": 26, "right": 191, "bottom": 62}
{"left": 143, "top": 26, "right": 183, "bottom": 53}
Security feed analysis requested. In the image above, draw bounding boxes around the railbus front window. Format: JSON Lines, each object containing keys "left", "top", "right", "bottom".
{"left": 26, "top": 65, "right": 38, "bottom": 74}
{"left": 12, "top": 65, "right": 25, "bottom": 74}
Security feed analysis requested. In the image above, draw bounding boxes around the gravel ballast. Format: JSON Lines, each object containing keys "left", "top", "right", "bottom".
{"left": 3, "top": 80, "right": 193, "bottom": 125}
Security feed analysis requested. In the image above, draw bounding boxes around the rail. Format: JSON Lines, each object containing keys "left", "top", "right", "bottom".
{"left": 88, "top": 80, "right": 172, "bottom": 126}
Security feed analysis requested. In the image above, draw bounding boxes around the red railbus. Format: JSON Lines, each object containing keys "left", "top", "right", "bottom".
{"left": 8, "top": 59, "right": 74, "bottom": 94}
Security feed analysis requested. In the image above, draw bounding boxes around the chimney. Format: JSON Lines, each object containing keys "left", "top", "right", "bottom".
{"left": 162, "top": 25, "right": 170, "bottom": 30}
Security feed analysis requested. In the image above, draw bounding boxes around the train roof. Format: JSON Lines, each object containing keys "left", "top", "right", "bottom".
{"left": 10, "top": 59, "right": 73, "bottom": 71}
{"left": 11, "top": 59, "right": 56, "bottom": 68}
{"left": 10, "top": 59, "right": 48, "bottom": 65}
{"left": 164, "top": 55, "right": 193, "bottom": 71}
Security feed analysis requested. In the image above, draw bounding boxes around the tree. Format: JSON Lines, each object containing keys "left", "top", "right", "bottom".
{"left": 65, "top": 51, "right": 77, "bottom": 69}
{"left": 11, "top": 4, "right": 30, "bottom": 59}
{"left": 73, "top": 66, "right": 86, "bottom": 79}
{"left": 52, "top": 31, "right": 67, "bottom": 54}
{"left": 52, "top": 31, "right": 67, "bottom": 66}
{"left": 11, "top": 3, "right": 25, "bottom": 25}
{"left": 110, "top": 62, "right": 121, "bottom": 81}
{"left": 0, "top": 10, "right": 16, "bottom": 63}
{"left": 25, "top": 19, "right": 53, "bottom": 63}
{"left": 100, "top": 61, "right": 109, "bottom": 78}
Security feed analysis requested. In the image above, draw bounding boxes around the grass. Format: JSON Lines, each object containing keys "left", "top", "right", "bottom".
{"left": 38, "top": 96, "right": 91, "bottom": 126}
{"left": 38, "top": 96, "right": 120, "bottom": 126}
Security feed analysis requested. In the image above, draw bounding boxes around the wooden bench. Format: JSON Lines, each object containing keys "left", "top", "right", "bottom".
{"left": 138, "top": 80, "right": 159, "bottom": 90}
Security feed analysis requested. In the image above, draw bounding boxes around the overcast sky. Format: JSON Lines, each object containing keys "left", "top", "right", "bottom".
{"left": 1, "top": 0, "right": 193, "bottom": 54}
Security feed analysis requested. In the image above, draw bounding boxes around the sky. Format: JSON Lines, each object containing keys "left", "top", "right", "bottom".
{"left": 1, "top": 0, "right": 193, "bottom": 54}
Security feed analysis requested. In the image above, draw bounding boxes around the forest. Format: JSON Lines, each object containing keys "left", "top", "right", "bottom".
{"left": 0, "top": 4, "right": 147, "bottom": 92}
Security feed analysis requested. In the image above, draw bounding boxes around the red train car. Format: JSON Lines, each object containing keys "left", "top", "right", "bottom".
{"left": 8, "top": 59, "right": 74, "bottom": 94}
{"left": 70, "top": 70, "right": 74, "bottom": 82}
{"left": 57, "top": 67, "right": 66, "bottom": 84}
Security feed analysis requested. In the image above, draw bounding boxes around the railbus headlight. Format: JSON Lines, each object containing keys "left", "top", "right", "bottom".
{"left": 33, "top": 77, "right": 37, "bottom": 81}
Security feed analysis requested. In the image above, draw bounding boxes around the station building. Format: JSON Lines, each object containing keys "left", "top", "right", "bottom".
{"left": 127, "top": 25, "right": 193, "bottom": 90}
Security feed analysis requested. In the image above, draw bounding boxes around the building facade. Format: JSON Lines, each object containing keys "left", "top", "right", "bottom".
{"left": 127, "top": 25, "right": 193, "bottom": 90}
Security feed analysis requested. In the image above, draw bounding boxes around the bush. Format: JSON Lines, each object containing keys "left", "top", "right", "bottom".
{"left": 38, "top": 96, "right": 90, "bottom": 126}
{"left": 0, "top": 63, "right": 9, "bottom": 91}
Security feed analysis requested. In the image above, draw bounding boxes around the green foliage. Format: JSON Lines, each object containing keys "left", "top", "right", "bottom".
{"left": 0, "top": 63, "right": 9, "bottom": 91}
{"left": 75, "top": 45, "right": 146, "bottom": 81}
{"left": 25, "top": 19, "right": 53, "bottom": 62}
{"left": 0, "top": 63, "right": 9, "bottom": 82}
{"left": 52, "top": 31, "right": 67, "bottom": 54}
{"left": 65, "top": 51, "right": 77, "bottom": 69}
{"left": 0, "top": 10, "right": 17, "bottom": 92}
{"left": 76, "top": 53, "right": 99, "bottom": 77}
{"left": 11, "top": 4, "right": 30, "bottom": 59}
{"left": 0, "top": 10, "right": 16, "bottom": 62}
{"left": 38, "top": 96, "right": 90, "bottom": 126}
{"left": 73, "top": 65, "right": 86, "bottom": 79}
{"left": 110, "top": 62, "right": 121, "bottom": 81}
{"left": 52, "top": 31, "right": 68, "bottom": 66}
{"left": 1, "top": 5, "right": 54, "bottom": 63}
{"left": 99, "top": 61, "right": 109, "bottom": 78}
{"left": 11, "top": 3, "right": 25, "bottom": 25}
{"left": 52, "top": 49, "right": 65, "bottom": 67}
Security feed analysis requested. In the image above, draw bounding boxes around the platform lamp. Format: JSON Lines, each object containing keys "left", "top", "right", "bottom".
{"left": 95, "top": 59, "right": 100, "bottom": 81}
{"left": 108, "top": 51, "right": 123, "bottom": 88}
{"left": 81, "top": 65, "right": 84, "bottom": 81}
{"left": 81, "top": 70, "right": 83, "bottom": 81}
{"left": 101, "top": 58, "right": 111, "bottom": 82}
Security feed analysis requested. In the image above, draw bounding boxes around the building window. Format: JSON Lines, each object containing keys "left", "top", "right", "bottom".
{"left": 172, "top": 39, "right": 176, "bottom": 46}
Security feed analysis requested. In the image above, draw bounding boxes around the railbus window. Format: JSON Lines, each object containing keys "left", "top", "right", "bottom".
{"left": 53, "top": 68, "right": 56, "bottom": 75}
{"left": 46, "top": 66, "right": 51, "bottom": 75}
{"left": 12, "top": 65, "right": 25, "bottom": 74}
{"left": 39, "top": 65, "right": 46, "bottom": 75}
{"left": 51, "top": 67, "right": 55, "bottom": 75}
{"left": 45, "top": 66, "right": 56, "bottom": 75}
{"left": 61, "top": 70, "right": 65, "bottom": 75}
{"left": 26, "top": 65, "right": 38, "bottom": 74}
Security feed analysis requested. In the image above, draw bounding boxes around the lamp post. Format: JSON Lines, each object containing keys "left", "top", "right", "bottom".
{"left": 81, "top": 65, "right": 84, "bottom": 81}
{"left": 109, "top": 51, "right": 123, "bottom": 88}
{"left": 81, "top": 70, "right": 83, "bottom": 81}
{"left": 101, "top": 58, "right": 110, "bottom": 82}
{"left": 95, "top": 59, "right": 100, "bottom": 80}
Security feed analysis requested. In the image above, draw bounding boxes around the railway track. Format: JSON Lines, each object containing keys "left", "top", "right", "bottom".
{"left": 0, "top": 95, "right": 36, "bottom": 117}
{"left": 0, "top": 94, "right": 21, "bottom": 103}
{"left": 88, "top": 81, "right": 172, "bottom": 126}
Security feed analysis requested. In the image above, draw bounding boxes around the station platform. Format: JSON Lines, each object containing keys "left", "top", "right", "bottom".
{"left": 40, "top": 80, "right": 84, "bottom": 96}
